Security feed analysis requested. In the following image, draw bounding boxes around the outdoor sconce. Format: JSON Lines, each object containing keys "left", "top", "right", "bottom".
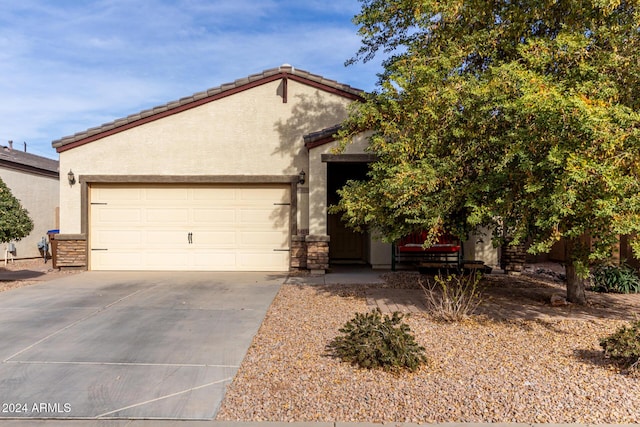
{"left": 67, "top": 169, "right": 76, "bottom": 186}
{"left": 298, "top": 169, "right": 306, "bottom": 185}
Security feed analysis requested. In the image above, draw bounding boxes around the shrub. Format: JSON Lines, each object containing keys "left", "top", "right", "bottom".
{"left": 327, "top": 309, "right": 427, "bottom": 372}
{"left": 600, "top": 320, "right": 640, "bottom": 371}
{"left": 590, "top": 263, "right": 640, "bottom": 294}
{"left": 421, "top": 272, "right": 484, "bottom": 322}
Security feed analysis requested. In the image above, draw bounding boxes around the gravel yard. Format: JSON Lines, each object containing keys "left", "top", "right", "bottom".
{"left": 217, "top": 272, "right": 640, "bottom": 423}
{"left": 0, "top": 258, "right": 79, "bottom": 292}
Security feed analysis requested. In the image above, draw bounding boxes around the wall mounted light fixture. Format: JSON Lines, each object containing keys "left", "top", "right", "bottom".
{"left": 298, "top": 169, "right": 306, "bottom": 185}
{"left": 67, "top": 170, "right": 76, "bottom": 186}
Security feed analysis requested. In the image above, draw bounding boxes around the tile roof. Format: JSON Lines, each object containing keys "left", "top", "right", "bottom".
{"left": 303, "top": 124, "right": 343, "bottom": 149}
{"left": 0, "top": 145, "right": 59, "bottom": 177}
{"left": 52, "top": 65, "right": 364, "bottom": 151}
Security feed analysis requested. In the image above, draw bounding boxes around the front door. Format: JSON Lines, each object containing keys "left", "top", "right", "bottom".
{"left": 327, "top": 162, "right": 370, "bottom": 264}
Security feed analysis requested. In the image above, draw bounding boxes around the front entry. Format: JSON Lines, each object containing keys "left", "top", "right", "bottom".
{"left": 327, "top": 162, "right": 369, "bottom": 264}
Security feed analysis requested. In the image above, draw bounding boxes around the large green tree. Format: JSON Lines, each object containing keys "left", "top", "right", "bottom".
{"left": 0, "top": 177, "right": 33, "bottom": 244}
{"left": 336, "top": 0, "right": 640, "bottom": 304}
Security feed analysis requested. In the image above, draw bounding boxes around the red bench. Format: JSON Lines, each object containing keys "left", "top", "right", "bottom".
{"left": 391, "top": 231, "right": 462, "bottom": 271}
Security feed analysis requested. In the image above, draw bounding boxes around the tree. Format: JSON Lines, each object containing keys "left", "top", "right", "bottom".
{"left": 0, "top": 177, "right": 33, "bottom": 244}
{"left": 335, "top": 0, "right": 640, "bottom": 304}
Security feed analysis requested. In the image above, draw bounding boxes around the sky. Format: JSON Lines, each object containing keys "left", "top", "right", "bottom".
{"left": 0, "top": 0, "right": 385, "bottom": 159}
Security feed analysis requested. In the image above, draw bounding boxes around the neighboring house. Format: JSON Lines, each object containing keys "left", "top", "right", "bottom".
{"left": 51, "top": 65, "right": 499, "bottom": 273}
{"left": 0, "top": 143, "right": 59, "bottom": 260}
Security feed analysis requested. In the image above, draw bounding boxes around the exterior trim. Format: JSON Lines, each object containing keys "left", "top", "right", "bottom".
{"left": 0, "top": 160, "right": 59, "bottom": 179}
{"left": 321, "top": 154, "right": 378, "bottom": 163}
{"left": 53, "top": 67, "right": 363, "bottom": 153}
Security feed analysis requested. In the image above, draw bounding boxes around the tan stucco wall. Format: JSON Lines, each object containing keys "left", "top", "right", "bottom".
{"left": 465, "top": 227, "right": 500, "bottom": 268}
{"left": 308, "top": 133, "right": 370, "bottom": 236}
{"left": 59, "top": 79, "right": 354, "bottom": 234}
{"left": 0, "top": 167, "right": 59, "bottom": 259}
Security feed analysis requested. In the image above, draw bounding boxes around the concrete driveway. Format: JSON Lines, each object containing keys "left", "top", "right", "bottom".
{"left": 0, "top": 271, "right": 283, "bottom": 420}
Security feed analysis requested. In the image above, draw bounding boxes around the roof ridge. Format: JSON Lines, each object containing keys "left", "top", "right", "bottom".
{"left": 52, "top": 65, "right": 363, "bottom": 149}
{"left": 0, "top": 145, "right": 59, "bottom": 173}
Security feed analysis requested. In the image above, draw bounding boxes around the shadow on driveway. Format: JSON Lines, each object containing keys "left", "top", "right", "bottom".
{"left": 0, "top": 271, "right": 282, "bottom": 420}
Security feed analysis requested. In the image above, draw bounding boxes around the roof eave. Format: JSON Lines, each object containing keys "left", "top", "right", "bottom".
{"left": 53, "top": 67, "right": 365, "bottom": 153}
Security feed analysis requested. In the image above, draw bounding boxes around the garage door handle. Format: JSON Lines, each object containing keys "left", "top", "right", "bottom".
{"left": 188, "top": 232, "right": 193, "bottom": 244}
{"left": 273, "top": 249, "right": 290, "bottom": 252}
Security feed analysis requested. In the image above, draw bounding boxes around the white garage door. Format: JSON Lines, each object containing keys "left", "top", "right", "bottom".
{"left": 89, "top": 184, "right": 291, "bottom": 271}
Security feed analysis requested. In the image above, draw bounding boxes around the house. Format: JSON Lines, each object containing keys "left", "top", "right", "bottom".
{"left": 0, "top": 142, "right": 59, "bottom": 260}
{"left": 51, "top": 65, "right": 499, "bottom": 273}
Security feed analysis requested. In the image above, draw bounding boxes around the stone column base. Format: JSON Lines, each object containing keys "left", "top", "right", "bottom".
{"left": 290, "top": 235, "right": 307, "bottom": 270}
{"left": 501, "top": 239, "right": 527, "bottom": 275}
{"left": 54, "top": 234, "right": 87, "bottom": 270}
{"left": 305, "top": 235, "right": 330, "bottom": 274}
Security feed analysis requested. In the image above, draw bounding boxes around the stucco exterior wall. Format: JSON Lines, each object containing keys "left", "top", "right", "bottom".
{"left": 465, "top": 227, "right": 500, "bottom": 268}
{"left": 0, "top": 167, "right": 59, "bottom": 259}
{"left": 59, "top": 79, "right": 353, "bottom": 234}
{"left": 307, "top": 133, "right": 370, "bottom": 236}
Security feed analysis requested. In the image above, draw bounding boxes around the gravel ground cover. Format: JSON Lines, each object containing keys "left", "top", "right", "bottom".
{"left": 0, "top": 258, "right": 79, "bottom": 292}
{"left": 217, "top": 272, "right": 640, "bottom": 423}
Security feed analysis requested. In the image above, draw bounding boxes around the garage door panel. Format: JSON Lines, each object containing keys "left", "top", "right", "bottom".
{"left": 240, "top": 188, "right": 287, "bottom": 201}
{"left": 192, "top": 252, "right": 237, "bottom": 268}
{"left": 240, "top": 208, "right": 286, "bottom": 224}
{"left": 145, "top": 208, "right": 189, "bottom": 223}
{"left": 90, "top": 185, "right": 290, "bottom": 271}
{"left": 192, "top": 231, "right": 237, "bottom": 246}
{"left": 145, "top": 188, "right": 189, "bottom": 201}
{"left": 145, "top": 230, "right": 191, "bottom": 245}
{"left": 238, "top": 252, "right": 289, "bottom": 270}
{"left": 92, "top": 251, "right": 143, "bottom": 268}
{"left": 142, "top": 252, "right": 192, "bottom": 269}
{"left": 192, "top": 209, "right": 235, "bottom": 223}
{"left": 93, "top": 230, "right": 143, "bottom": 246}
{"left": 193, "top": 188, "right": 237, "bottom": 201}
{"left": 94, "top": 208, "right": 142, "bottom": 223}
{"left": 239, "top": 231, "right": 289, "bottom": 247}
{"left": 92, "top": 187, "right": 142, "bottom": 203}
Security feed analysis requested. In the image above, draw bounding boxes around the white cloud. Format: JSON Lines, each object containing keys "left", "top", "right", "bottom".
{"left": 0, "top": 0, "right": 382, "bottom": 159}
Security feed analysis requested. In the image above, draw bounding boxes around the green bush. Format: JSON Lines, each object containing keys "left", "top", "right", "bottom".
{"left": 327, "top": 309, "right": 427, "bottom": 372}
{"left": 600, "top": 320, "right": 640, "bottom": 370}
{"left": 590, "top": 263, "right": 640, "bottom": 294}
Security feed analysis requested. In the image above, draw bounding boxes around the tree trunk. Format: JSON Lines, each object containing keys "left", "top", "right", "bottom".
{"left": 565, "top": 262, "right": 587, "bottom": 305}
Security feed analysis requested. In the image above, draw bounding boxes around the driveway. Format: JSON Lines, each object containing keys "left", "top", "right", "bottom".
{"left": 0, "top": 271, "right": 283, "bottom": 420}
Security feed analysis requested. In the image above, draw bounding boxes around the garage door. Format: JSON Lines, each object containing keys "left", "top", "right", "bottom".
{"left": 89, "top": 184, "right": 290, "bottom": 271}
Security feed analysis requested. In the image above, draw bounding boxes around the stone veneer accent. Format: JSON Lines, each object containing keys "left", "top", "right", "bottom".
{"left": 306, "top": 235, "right": 330, "bottom": 272}
{"left": 501, "top": 239, "right": 527, "bottom": 275}
{"left": 290, "top": 235, "right": 307, "bottom": 270}
{"left": 52, "top": 234, "right": 87, "bottom": 269}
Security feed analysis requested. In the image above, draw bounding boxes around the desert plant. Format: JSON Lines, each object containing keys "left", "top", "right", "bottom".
{"left": 421, "top": 272, "right": 484, "bottom": 322}
{"left": 590, "top": 263, "right": 640, "bottom": 294}
{"left": 327, "top": 309, "right": 426, "bottom": 372}
{"left": 600, "top": 320, "right": 640, "bottom": 371}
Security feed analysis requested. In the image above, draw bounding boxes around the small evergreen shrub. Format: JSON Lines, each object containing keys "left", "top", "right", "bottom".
{"left": 421, "top": 272, "right": 484, "bottom": 321}
{"left": 327, "top": 309, "right": 427, "bottom": 372}
{"left": 600, "top": 320, "right": 640, "bottom": 371}
{"left": 590, "top": 263, "right": 640, "bottom": 294}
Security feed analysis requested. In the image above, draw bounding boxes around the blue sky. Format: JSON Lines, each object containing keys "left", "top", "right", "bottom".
{"left": 0, "top": 0, "right": 383, "bottom": 159}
